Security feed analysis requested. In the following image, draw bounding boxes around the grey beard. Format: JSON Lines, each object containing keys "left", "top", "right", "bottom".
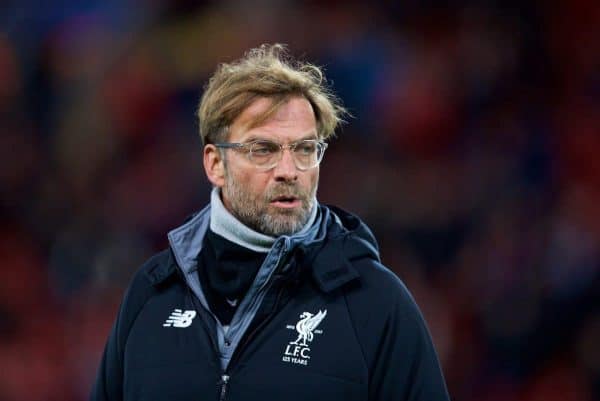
{"left": 223, "top": 180, "right": 316, "bottom": 237}
{"left": 253, "top": 198, "right": 314, "bottom": 236}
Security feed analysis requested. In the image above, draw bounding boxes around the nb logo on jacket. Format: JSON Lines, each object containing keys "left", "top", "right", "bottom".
{"left": 163, "top": 309, "right": 197, "bottom": 328}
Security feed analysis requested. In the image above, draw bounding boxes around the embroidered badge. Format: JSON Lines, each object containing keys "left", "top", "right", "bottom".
{"left": 282, "top": 310, "right": 327, "bottom": 366}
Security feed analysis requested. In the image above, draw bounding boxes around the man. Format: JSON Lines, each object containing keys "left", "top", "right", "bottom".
{"left": 91, "top": 44, "right": 450, "bottom": 401}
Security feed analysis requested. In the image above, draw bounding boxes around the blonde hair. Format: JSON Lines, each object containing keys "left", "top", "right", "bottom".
{"left": 197, "top": 44, "right": 347, "bottom": 145}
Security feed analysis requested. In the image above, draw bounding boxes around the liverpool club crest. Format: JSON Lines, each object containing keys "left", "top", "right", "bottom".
{"left": 282, "top": 309, "right": 327, "bottom": 366}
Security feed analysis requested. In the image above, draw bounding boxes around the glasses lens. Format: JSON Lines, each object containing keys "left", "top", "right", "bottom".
{"left": 249, "top": 140, "right": 280, "bottom": 167}
{"left": 293, "top": 140, "right": 321, "bottom": 169}
{"left": 247, "top": 139, "right": 327, "bottom": 170}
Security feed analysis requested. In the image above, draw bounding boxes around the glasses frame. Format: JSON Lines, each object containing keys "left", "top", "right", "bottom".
{"left": 214, "top": 139, "right": 328, "bottom": 171}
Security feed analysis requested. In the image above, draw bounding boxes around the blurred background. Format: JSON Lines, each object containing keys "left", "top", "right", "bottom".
{"left": 1, "top": 0, "right": 599, "bottom": 400}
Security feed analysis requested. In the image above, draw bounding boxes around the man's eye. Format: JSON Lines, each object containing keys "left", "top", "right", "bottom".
{"left": 252, "top": 142, "right": 278, "bottom": 155}
{"left": 296, "top": 142, "right": 317, "bottom": 154}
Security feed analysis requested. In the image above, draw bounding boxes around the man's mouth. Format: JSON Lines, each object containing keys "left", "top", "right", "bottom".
{"left": 270, "top": 195, "right": 302, "bottom": 209}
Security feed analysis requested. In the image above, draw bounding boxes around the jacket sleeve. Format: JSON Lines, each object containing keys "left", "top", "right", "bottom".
{"left": 347, "top": 262, "right": 450, "bottom": 401}
{"left": 90, "top": 313, "right": 125, "bottom": 401}
{"left": 90, "top": 264, "right": 156, "bottom": 401}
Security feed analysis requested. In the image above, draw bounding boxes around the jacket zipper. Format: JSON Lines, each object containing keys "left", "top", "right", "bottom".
{"left": 185, "top": 287, "right": 230, "bottom": 401}
{"left": 219, "top": 374, "right": 230, "bottom": 401}
{"left": 225, "top": 274, "right": 288, "bottom": 371}
{"left": 215, "top": 284, "right": 286, "bottom": 401}
{"left": 214, "top": 259, "right": 294, "bottom": 400}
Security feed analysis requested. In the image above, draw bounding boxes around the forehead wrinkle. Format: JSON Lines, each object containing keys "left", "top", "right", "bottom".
{"left": 231, "top": 96, "right": 285, "bottom": 135}
{"left": 246, "top": 96, "right": 287, "bottom": 131}
{"left": 238, "top": 95, "right": 316, "bottom": 131}
{"left": 232, "top": 97, "right": 317, "bottom": 142}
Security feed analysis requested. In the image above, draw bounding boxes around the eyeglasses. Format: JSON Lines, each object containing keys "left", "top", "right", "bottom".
{"left": 214, "top": 139, "right": 328, "bottom": 171}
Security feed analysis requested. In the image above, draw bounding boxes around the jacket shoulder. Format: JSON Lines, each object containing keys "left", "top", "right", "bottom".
{"left": 136, "top": 248, "right": 175, "bottom": 286}
{"left": 343, "top": 258, "right": 427, "bottom": 354}
{"left": 349, "top": 259, "right": 415, "bottom": 311}
{"left": 116, "top": 249, "right": 173, "bottom": 332}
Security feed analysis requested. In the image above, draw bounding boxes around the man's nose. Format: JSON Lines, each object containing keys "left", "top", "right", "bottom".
{"left": 273, "top": 148, "right": 298, "bottom": 181}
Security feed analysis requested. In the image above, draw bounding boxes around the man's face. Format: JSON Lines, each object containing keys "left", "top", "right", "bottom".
{"left": 218, "top": 96, "right": 320, "bottom": 236}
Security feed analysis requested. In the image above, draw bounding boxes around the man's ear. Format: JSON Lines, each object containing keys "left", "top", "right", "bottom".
{"left": 203, "top": 145, "right": 226, "bottom": 187}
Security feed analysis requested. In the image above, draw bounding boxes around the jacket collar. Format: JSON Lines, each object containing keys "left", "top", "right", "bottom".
{"left": 144, "top": 249, "right": 178, "bottom": 285}
{"left": 147, "top": 205, "right": 376, "bottom": 293}
{"left": 307, "top": 234, "right": 361, "bottom": 293}
{"left": 307, "top": 205, "right": 381, "bottom": 292}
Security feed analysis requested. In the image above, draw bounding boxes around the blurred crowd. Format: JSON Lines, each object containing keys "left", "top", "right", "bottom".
{"left": 1, "top": 1, "right": 599, "bottom": 400}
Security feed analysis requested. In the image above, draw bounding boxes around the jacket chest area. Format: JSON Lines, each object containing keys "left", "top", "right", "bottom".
{"left": 123, "top": 285, "right": 368, "bottom": 401}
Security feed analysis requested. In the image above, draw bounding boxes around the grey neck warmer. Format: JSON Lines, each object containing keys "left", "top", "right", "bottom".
{"left": 209, "top": 187, "right": 318, "bottom": 253}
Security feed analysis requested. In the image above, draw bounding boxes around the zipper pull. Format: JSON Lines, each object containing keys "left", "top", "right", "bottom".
{"left": 219, "top": 374, "right": 230, "bottom": 401}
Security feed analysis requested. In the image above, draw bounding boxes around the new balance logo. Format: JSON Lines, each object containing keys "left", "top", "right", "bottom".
{"left": 163, "top": 309, "right": 196, "bottom": 328}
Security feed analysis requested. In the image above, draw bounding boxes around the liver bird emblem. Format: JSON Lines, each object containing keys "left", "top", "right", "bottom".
{"left": 290, "top": 310, "right": 327, "bottom": 347}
